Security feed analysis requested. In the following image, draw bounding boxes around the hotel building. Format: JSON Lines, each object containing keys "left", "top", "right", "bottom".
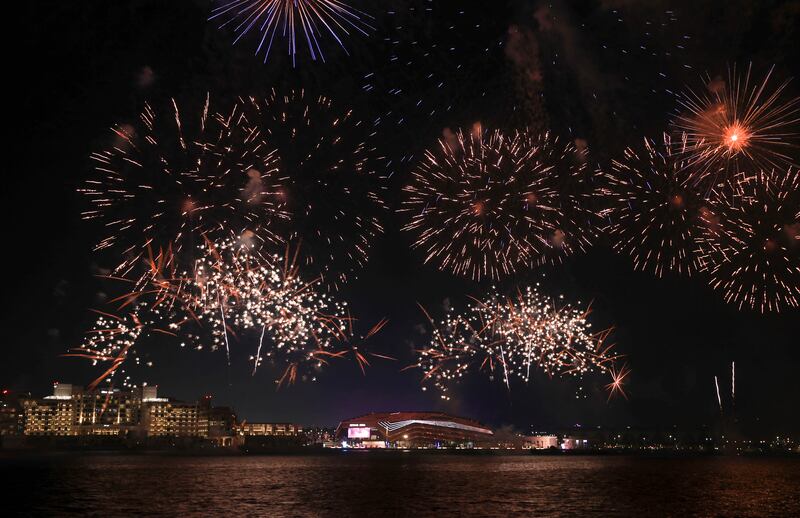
{"left": 20, "top": 383, "right": 233, "bottom": 440}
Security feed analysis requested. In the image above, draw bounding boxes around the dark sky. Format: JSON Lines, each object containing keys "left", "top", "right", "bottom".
{"left": 6, "top": 0, "right": 799, "bottom": 435}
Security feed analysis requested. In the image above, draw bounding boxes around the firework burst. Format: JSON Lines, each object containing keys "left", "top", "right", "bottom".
{"left": 409, "top": 285, "right": 622, "bottom": 399}
{"left": 70, "top": 237, "right": 389, "bottom": 388}
{"left": 231, "top": 89, "right": 389, "bottom": 289}
{"left": 604, "top": 134, "right": 711, "bottom": 277}
{"left": 400, "top": 127, "right": 596, "bottom": 281}
{"left": 672, "top": 63, "right": 800, "bottom": 185}
{"left": 698, "top": 169, "right": 800, "bottom": 313}
{"left": 64, "top": 305, "right": 187, "bottom": 390}
{"left": 80, "top": 96, "right": 286, "bottom": 278}
{"left": 209, "top": 0, "right": 374, "bottom": 66}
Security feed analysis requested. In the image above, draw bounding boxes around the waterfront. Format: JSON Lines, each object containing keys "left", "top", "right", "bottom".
{"left": 6, "top": 453, "right": 800, "bottom": 516}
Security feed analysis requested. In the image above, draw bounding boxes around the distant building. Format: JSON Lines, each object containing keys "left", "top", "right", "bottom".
{"left": 201, "top": 395, "right": 237, "bottom": 446}
{"left": 0, "top": 390, "right": 25, "bottom": 437}
{"left": 142, "top": 399, "right": 206, "bottom": 438}
{"left": 561, "top": 436, "right": 591, "bottom": 450}
{"left": 239, "top": 422, "right": 303, "bottom": 436}
{"left": 523, "top": 435, "right": 559, "bottom": 449}
{"left": 19, "top": 383, "right": 232, "bottom": 440}
{"left": 335, "top": 412, "right": 494, "bottom": 448}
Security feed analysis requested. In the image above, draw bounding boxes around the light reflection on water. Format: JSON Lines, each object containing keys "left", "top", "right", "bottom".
{"left": 6, "top": 453, "right": 800, "bottom": 516}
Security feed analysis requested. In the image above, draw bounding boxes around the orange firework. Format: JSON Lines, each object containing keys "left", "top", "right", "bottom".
{"left": 605, "top": 363, "right": 631, "bottom": 402}
{"left": 672, "top": 63, "right": 800, "bottom": 186}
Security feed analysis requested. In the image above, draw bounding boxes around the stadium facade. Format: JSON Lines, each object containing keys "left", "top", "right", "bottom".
{"left": 335, "top": 411, "right": 494, "bottom": 448}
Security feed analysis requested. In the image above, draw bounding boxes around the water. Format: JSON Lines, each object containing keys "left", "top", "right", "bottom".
{"left": 5, "top": 453, "right": 800, "bottom": 516}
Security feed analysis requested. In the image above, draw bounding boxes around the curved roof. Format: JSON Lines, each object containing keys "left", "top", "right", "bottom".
{"left": 336, "top": 411, "right": 493, "bottom": 438}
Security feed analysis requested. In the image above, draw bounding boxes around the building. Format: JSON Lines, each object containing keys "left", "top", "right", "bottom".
{"left": 237, "top": 422, "right": 307, "bottom": 452}
{"left": 561, "top": 436, "right": 591, "bottom": 450}
{"left": 23, "top": 385, "right": 79, "bottom": 436}
{"left": 19, "top": 383, "right": 232, "bottom": 441}
{"left": 523, "top": 434, "right": 559, "bottom": 449}
{"left": 335, "top": 412, "right": 494, "bottom": 448}
{"left": 201, "top": 396, "right": 237, "bottom": 446}
{"left": 239, "top": 422, "right": 303, "bottom": 436}
{"left": 0, "top": 390, "right": 25, "bottom": 437}
{"left": 142, "top": 400, "right": 206, "bottom": 438}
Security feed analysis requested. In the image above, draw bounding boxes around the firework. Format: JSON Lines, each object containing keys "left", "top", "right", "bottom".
{"left": 409, "top": 285, "right": 622, "bottom": 399}
{"left": 63, "top": 305, "right": 186, "bottom": 390}
{"left": 71, "top": 237, "right": 388, "bottom": 388}
{"left": 231, "top": 89, "right": 389, "bottom": 289}
{"left": 400, "top": 128, "right": 596, "bottom": 281}
{"left": 80, "top": 96, "right": 286, "bottom": 278}
{"left": 209, "top": 0, "right": 374, "bottom": 66}
{"left": 698, "top": 169, "right": 800, "bottom": 313}
{"left": 605, "top": 363, "right": 630, "bottom": 402}
{"left": 673, "top": 64, "right": 800, "bottom": 185}
{"left": 604, "top": 134, "right": 711, "bottom": 277}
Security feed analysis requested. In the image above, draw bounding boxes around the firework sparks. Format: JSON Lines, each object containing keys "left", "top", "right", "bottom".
{"left": 698, "top": 169, "right": 800, "bottom": 313}
{"left": 64, "top": 306, "right": 181, "bottom": 390}
{"left": 409, "top": 285, "right": 622, "bottom": 399}
{"left": 604, "top": 133, "right": 711, "bottom": 277}
{"left": 79, "top": 95, "right": 287, "bottom": 278}
{"left": 209, "top": 0, "right": 374, "bottom": 66}
{"left": 605, "top": 363, "right": 631, "bottom": 402}
{"left": 400, "top": 128, "right": 596, "bottom": 281}
{"left": 231, "top": 89, "right": 389, "bottom": 289}
{"left": 71, "top": 237, "right": 389, "bottom": 388}
{"left": 673, "top": 63, "right": 800, "bottom": 185}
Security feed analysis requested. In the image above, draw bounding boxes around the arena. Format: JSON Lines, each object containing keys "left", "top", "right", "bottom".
{"left": 335, "top": 411, "right": 494, "bottom": 448}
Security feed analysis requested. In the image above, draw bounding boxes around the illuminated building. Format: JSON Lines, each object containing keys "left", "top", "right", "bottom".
{"left": 22, "top": 384, "right": 80, "bottom": 436}
{"left": 523, "top": 435, "right": 559, "bottom": 449}
{"left": 142, "top": 400, "right": 206, "bottom": 437}
{"left": 239, "top": 422, "right": 303, "bottom": 436}
{"left": 560, "top": 436, "right": 591, "bottom": 450}
{"left": 335, "top": 412, "right": 494, "bottom": 448}
{"left": 73, "top": 387, "right": 144, "bottom": 436}
{"left": 19, "top": 383, "right": 232, "bottom": 440}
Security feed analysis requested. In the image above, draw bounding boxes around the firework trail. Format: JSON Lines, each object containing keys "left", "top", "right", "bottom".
{"left": 408, "top": 285, "right": 623, "bottom": 400}
{"left": 698, "top": 168, "right": 800, "bottom": 313}
{"left": 209, "top": 0, "right": 374, "bottom": 66}
{"left": 603, "top": 133, "right": 711, "bottom": 277}
{"left": 80, "top": 95, "right": 287, "bottom": 279}
{"left": 231, "top": 89, "right": 389, "bottom": 290}
{"left": 714, "top": 375, "right": 723, "bottom": 415}
{"left": 673, "top": 63, "right": 800, "bottom": 186}
{"left": 400, "top": 127, "right": 597, "bottom": 281}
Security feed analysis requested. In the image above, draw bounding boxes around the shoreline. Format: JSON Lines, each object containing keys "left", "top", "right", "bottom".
{"left": 2, "top": 448, "right": 798, "bottom": 458}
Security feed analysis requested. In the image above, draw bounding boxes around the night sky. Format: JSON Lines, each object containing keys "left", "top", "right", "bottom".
{"left": 7, "top": 0, "right": 799, "bottom": 434}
